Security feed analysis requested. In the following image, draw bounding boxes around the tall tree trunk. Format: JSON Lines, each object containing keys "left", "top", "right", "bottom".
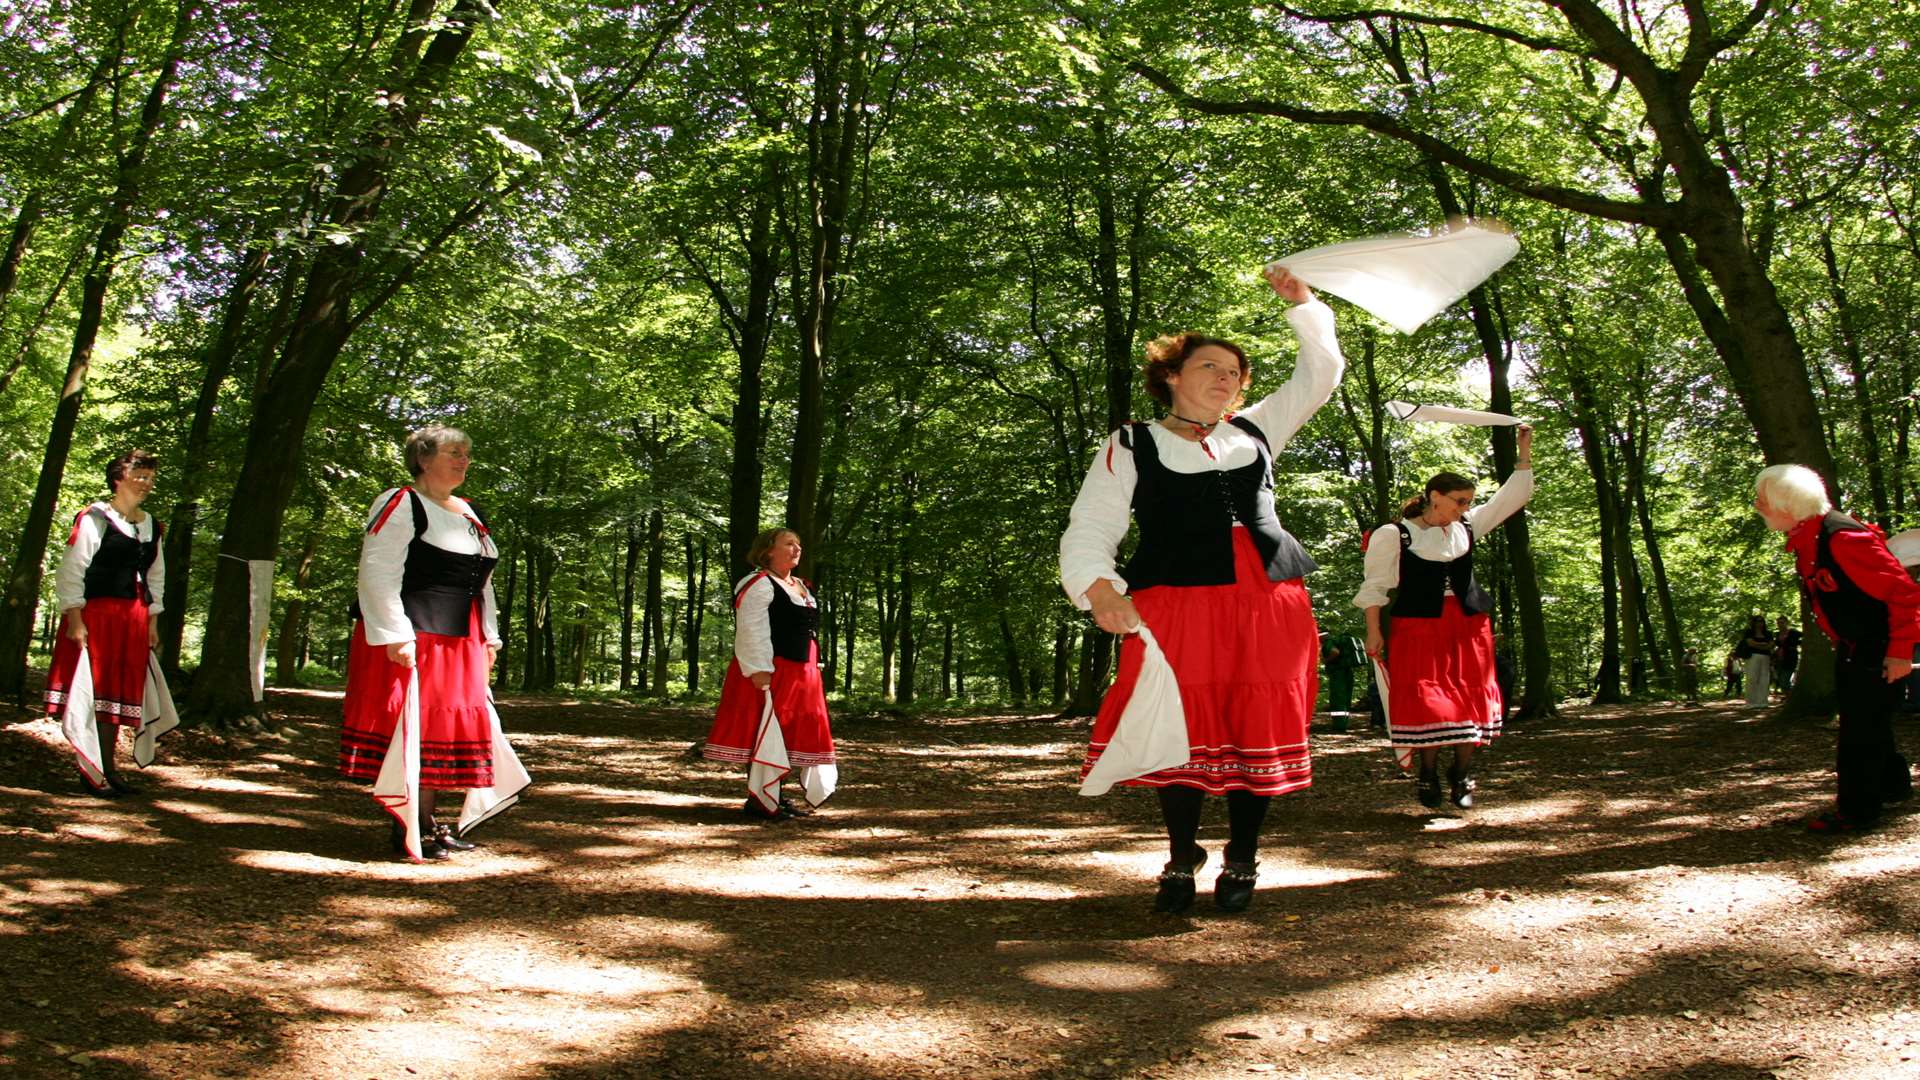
{"left": 840, "top": 574, "right": 857, "bottom": 695}
{"left": 787, "top": 9, "right": 872, "bottom": 579}
{"left": 620, "top": 519, "right": 639, "bottom": 691}
{"left": 159, "top": 241, "right": 271, "bottom": 674}
{"left": 190, "top": 0, "right": 488, "bottom": 720}
{"left": 646, "top": 506, "right": 667, "bottom": 697}
{"left": 894, "top": 560, "right": 915, "bottom": 704}
{"left": 272, "top": 525, "right": 320, "bottom": 687}
{"left": 682, "top": 531, "right": 707, "bottom": 694}
{"left": 0, "top": 1, "right": 195, "bottom": 699}
{"left": 998, "top": 610, "right": 1026, "bottom": 707}
{"left": 940, "top": 618, "right": 953, "bottom": 699}
{"left": 1051, "top": 623, "right": 1070, "bottom": 709}
{"left": 1569, "top": 373, "right": 1624, "bottom": 703}
{"left": 495, "top": 543, "right": 516, "bottom": 691}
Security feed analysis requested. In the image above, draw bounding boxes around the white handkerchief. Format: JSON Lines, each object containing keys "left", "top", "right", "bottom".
{"left": 1888, "top": 528, "right": 1920, "bottom": 567}
{"left": 1385, "top": 400, "right": 1524, "bottom": 427}
{"left": 1079, "top": 624, "right": 1189, "bottom": 796}
{"left": 1270, "top": 223, "right": 1520, "bottom": 334}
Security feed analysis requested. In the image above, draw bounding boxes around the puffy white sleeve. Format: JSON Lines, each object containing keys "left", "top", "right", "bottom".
{"left": 356, "top": 490, "right": 415, "bottom": 647}
{"left": 733, "top": 575, "right": 776, "bottom": 676}
{"left": 1059, "top": 430, "right": 1137, "bottom": 610}
{"left": 480, "top": 576, "right": 501, "bottom": 647}
{"left": 53, "top": 511, "right": 102, "bottom": 613}
{"left": 1235, "top": 299, "right": 1345, "bottom": 449}
{"left": 1353, "top": 523, "right": 1403, "bottom": 610}
{"left": 144, "top": 520, "right": 166, "bottom": 616}
{"left": 1468, "top": 468, "right": 1535, "bottom": 540}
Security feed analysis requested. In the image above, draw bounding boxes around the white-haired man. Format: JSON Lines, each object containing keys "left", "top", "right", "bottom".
{"left": 1753, "top": 464, "right": 1920, "bottom": 833}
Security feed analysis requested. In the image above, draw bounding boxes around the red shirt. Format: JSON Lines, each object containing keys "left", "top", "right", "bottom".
{"left": 1785, "top": 515, "right": 1920, "bottom": 661}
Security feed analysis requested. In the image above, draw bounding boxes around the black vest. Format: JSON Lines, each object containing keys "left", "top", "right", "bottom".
{"left": 1803, "top": 511, "right": 1889, "bottom": 656}
{"left": 1119, "top": 418, "right": 1317, "bottom": 590}
{"left": 1387, "top": 519, "right": 1492, "bottom": 618}
{"left": 740, "top": 573, "right": 819, "bottom": 663}
{"left": 79, "top": 508, "right": 161, "bottom": 604}
{"left": 351, "top": 489, "right": 498, "bottom": 638}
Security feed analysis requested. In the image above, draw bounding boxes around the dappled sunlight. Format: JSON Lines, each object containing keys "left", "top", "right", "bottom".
{"left": 325, "top": 895, "right": 460, "bottom": 919}
{"left": 1817, "top": 843, "right": 1920, "bottom": 879}
{"left": 232, "top": 848, "right": 553, "bottom": 880}
{"left": 1021, "top": 958, "right": 1170, "bottom": 992}
{"left": 180, "top": 775, "right": 319, "bottom": 799}
{"left": 434, "top": 929, "right": 704, "bottom": 997}
{"left": 566, "top": 914, "right": 736, "bottom": 954}
{"left": 0, "top": 877, "right": 131, "bottom": 921}
{"left": 150, "top": 799, "right": 309, "bottom": 828}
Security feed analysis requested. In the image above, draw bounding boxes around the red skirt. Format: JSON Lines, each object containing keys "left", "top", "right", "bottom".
{"left": 703, "top": 646, "right": 835, "bottom": 767}
{"left": 1081, "top": 530, "right": 1319, "bottom": 795}
{"left": 1386, "top": 597, "right": 1502, "bottom": 762}
{"left": 340, "top": 608, "right": 494, "bottom": 789}
{"left": 44, "top": 597, "right": 150, "bottom": 727}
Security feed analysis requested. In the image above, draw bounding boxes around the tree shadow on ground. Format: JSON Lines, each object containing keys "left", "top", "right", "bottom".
{"left": 2, "top": 692, "right": 1917, "bottom": 1079}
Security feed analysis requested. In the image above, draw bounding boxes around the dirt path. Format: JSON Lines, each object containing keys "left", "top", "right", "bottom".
{"left": 3, "top": 690, "right": 1918, "bottom": 1079}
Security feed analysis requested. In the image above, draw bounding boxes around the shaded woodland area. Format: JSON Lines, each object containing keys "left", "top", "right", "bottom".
{"left": 1, "top": 0, "right": 1916, "bottom": 720}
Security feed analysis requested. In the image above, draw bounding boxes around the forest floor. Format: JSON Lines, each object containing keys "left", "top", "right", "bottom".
{"left": 2, "top": 683, "right": 1919, "bottom": 1080}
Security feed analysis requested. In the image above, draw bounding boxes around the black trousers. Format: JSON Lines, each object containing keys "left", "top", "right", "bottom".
{"left": 1834, "top": 650, "right": 1911, "bottom": 823}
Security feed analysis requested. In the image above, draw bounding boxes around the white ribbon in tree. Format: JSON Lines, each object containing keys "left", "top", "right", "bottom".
{"left": 1385, "top": 400, "right": 1524, "bottom": 427}
{"left": 746, "top": 689, "right": 837, "bottom": 812}
{"left": 1888, "top": 528, "right": 1920, "bottom": 568}
{"left": 1268, "top": 222, "right": 1521, "bottom": 335}
{"left": 247, "top": 559, "right": 274, "bottom": 703}
{"left": 1080, "top": 624, "right": 1189, "bottom": 797}
{"left": 60, "top": 647, "right": 180, "bottom": 789}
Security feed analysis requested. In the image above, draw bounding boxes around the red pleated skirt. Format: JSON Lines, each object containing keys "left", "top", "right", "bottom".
{"left": 703, "top": 645, "right": 835, "bottom": 767}
{"left": 1081, "top": 529, "right": 1319, "bottom": 795}
{"left": 1386, "top": 597, "right": 1502, "bottom": 762}
{"left": 340, "top": 607, "right": 494, "bottom": 789}
{"left": 44, "top": 597, "right": 150, "bottom": 727}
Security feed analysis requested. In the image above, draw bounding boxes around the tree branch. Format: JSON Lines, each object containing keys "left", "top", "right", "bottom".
{"left": 1128, "top": 60, "right": 1675, "bottom": 226}
{"left": 1272, "top": 3, "right": 1596, "bottom": 59}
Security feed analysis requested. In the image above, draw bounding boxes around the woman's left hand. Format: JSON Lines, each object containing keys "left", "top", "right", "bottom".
{"left": 1515, "top": 423, "right": 1534, "bottom": 458}
{"left": 148, "top": 621, "right": 160, "bottom": 649}
{"left": 1264, "top": 264, "right": 1312, "bottom": 304}
{"left": 486, "top": 643, "right": 499, "bottom": 670}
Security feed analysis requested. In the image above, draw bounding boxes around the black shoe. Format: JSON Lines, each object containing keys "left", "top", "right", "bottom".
{"left": 778, "top": 797, "right": 816, "bottom": 818}
{"left": 104, "top": 774, "right": 138, "bottom": 795}
{"left": 1152, "top": 847, "right": 1207, "bottom": 914}
{"left": 434, "top": 824, "right": 478, "bottom": 852}
{"left": 743, "top": 797, "right": 789, "bottom": 821}
{"left": 88, "top": 781, "right": 124, "bottom": 800}
{"left": 1214, "top": 859, "right": 1259, "bottom": 913}
{"left": 1416, "top": 767, "right": 1442, "bottom": 809}
{"left": 417, "top": 837, "right": 452, "bottom": 861}
{"left": 1448, "top": 765, "right": 1476, "bottom": 809}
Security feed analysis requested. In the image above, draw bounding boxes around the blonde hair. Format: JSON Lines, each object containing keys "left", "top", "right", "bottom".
{"left": 1754, "top": 464, "right": 1830, "bottom": 522}
{"left": 746, "top": 527, "right": 799, "bottom": 570}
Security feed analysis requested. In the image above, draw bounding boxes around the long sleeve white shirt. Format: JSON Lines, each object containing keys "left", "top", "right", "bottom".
{"left": 1058, "top": 299, "right": 1346, "bottom": 609}
{"left": 1353, "top": 468, "right": 1535, "bottom": 611}
{"left": 54, "top": 503, "right": 166, "bottom": 615}
{"left": 356, "top": 488, "right": 501, "bottom": 647}
{"left": 732, "top": 572, "right": 818, "bottom": 676}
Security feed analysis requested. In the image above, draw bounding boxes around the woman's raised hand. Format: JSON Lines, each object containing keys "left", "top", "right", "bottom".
{"left": 1264, "top": 264, "right": 1312, "bottom": 304}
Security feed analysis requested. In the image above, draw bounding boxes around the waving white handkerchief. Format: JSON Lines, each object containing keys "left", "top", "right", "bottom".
{"left": 1888, "top": 528, "right": 1920, "bottom": 568}
{"left": 1385, "top": 400, "right": 1524, "bottom": 427}
{"left": 1080, "top": 624, "right": 1189, "bottom": 796}
{"left": 1269, "top": 222, "right": 1520, "bottom": 334}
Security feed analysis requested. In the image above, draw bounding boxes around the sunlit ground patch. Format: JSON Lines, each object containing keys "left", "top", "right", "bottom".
{"left": 177, "top": 775, "right": 318, "bottom": 799}
{"left": 325, "top": 895, "right": 460, "bottom": 920}
{"left": 232, "top": 849, "right": 551, "bottom": 881}
{"left": 564, "top": 914, "right": 734, "bottom": 953}
{"left": 1021, "top": 958, "right": 1170, "bottom": 992}
{"left": 149, "top": 800, "right": 308, "bottom": 828}
{"left": 0, "top": 877, "right": 131, "bottom": 919}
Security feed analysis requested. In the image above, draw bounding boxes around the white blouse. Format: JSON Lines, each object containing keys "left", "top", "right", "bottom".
{"left": 732, "top": 572, "right": 817, "bottom": 676}
{"left": 1352, "top": 469, "right": 1535, "bottom": 611}
{"left": 54, "top": 502, "right": 166, "bottom": 614}
{"left": 356, "top": 488, "right": 501, "bottom": 647}
{"left": 1058, "top": 299, "right": 1345, "bottom": 609}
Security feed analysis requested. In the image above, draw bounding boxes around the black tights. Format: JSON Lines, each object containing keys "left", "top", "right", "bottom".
{"left": 1156, "top": 785, "right": 1271, "bottom": 864}
{"left": 1417, "top": 745, "right": 1476, "bottom": 776}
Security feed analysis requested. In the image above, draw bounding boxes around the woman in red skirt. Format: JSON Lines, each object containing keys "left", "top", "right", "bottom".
{"left": 1059, "top": 267, "right": 1343, "bottom": 914}
{"left": 1356, "top": 425, "right": 1534, "bottom": 810}
{"left": 340, "top": 425, "right": 528, "bottom": 861}
{"left": 45, "top": 449, "right": 172, "bottom": 795}
{"left": 703, "top": 527, "right": 836, "bottom": 819}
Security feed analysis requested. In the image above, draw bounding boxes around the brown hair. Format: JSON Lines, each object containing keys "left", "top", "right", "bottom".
{"left": 106, "top": 449, "right": 158, "bottom": 493}
{"left": 746, "top": 527, "right": 799, "bottom": 570}
{"left": 1142, "top": 333, "right": 1250, "bottom": 412}
{"left": 403, "top": 424, "right": 470, "bottom": 478}
{"left": 1400, "top": 471, "right": 1477, "bottom": 519}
